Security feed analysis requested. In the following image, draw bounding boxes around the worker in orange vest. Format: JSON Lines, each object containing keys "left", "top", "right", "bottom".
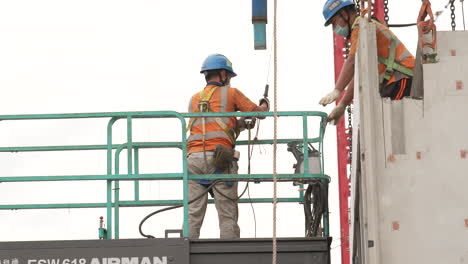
{"left": 186, "top": 54, "right": 269, "bottom": 239}
{"left": 320, "top": 0, "right": 415, "bottom": 124}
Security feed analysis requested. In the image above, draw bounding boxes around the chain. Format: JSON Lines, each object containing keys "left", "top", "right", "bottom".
{"left": 343, "top": 38, "right": 350, "bottom": 60}
{"left": 347, "top": 105, "right": 353, "bottom": 165}
{"left": 343, "top": 37, "right": 353, "bottom": 170}
{"left": 451, "top": 0, "right": 456, "bottom": 30}
{"left": 384, "top": 0, "right": 389, "bottom": 25}
{"left": 354, "top": 0, "right": 360, "bottom": 14}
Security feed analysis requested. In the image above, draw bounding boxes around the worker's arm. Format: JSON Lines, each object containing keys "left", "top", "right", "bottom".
{"left": 253, "top": 99, "right": 269, "bottom": 119}
{"left": 319, "top": 54, "right": 356, "bottom": 106}
{"left": 254, "top": 102, "right": 269, "bottom": 112}
{"left": 336, "top": 54, "right": 355, "bottom": 94}
{"left": 327, "top": 77, "right": 354, "bottom": 125}
{"left": 340, "top": 77, "right": 354, "bottom": 106}
{"left": 238, "top": 100, "right": 269, "bottom": 131}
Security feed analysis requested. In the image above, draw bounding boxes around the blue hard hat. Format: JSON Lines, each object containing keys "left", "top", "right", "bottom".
{"left": 323, "top": 0, "right": 355, "bottom": 26}
{"left": 200, "top": 54, "right": 237, "bottom": 77}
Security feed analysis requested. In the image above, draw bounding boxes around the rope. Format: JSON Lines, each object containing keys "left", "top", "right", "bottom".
{"left": 272, "top": 0, "right": 278, "bottom": 262}
{"left": 462, "top": 0, "right": 466, "bottom": 30}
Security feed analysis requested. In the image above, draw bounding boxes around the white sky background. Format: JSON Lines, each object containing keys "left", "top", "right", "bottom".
{"left": 0, "top": 0, "right": 464, "bottom": 263}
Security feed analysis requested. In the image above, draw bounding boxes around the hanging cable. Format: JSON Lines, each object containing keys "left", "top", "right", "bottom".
{"left": 251, "top": 120, "right": 261, "bottom": 157}
{"left": 287, "top": 141, "right": 329, "bottom": 237}
{"left": 139, "top": 178, "right": 251, "bottom": 238}
{"left": 388, "top": 23, "right": 417, "bottom": 27}
{"left": 379, "top": 0, "right": 418, "bottom": 28}
{"left": 248, "top": 125, "right": 252, "bottom": 174}
{"left": 139, "top": 179, "right": 221, "bottom": 238}
{"left": 247, "top": 183, "right": 257, "bottom": 238}
{"left": 245, "top": 123, "right": 257, "bottom": 236}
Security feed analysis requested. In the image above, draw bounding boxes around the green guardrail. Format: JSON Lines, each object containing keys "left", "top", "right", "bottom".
{"left": 0, "top": 111, "right": 329, "bottom": 239}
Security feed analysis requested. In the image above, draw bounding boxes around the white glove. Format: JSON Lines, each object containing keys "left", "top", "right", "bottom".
{"left": 319, "top": 89, "right": 341, "bottom": 106}
{"left": 327, "top": 103, "right": 347, "bottom": 125}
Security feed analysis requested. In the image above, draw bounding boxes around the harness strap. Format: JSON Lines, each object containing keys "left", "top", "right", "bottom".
{"left": 354, "top": 16, "right": 414, "bottom": 80}
{"left": 186, "top": 86, "right": 220, "bottom": 132}
{"left": 186, "top": 86, "right": 237, "bottom": 144}
{"left": 199, "top": 86, "right": 219, "bottom": 102}
{"left": 214, "top": 117, "right": 236, "bottom": 144}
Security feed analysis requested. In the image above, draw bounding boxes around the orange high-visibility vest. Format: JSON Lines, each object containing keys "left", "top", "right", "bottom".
{"left": 186, "top": 85, "right": 238, "bottom": 152}
{"left": 350, "top": 17, "right": 415, "bottom": 84}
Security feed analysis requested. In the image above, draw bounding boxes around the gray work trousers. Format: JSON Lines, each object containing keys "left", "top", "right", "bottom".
{"left": 187, "top": 151, "right": 240, "bottom": 239}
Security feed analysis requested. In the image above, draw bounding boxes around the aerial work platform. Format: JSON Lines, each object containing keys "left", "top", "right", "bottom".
{"left": 0, "top": 111, "right": 331, "bottom": 264}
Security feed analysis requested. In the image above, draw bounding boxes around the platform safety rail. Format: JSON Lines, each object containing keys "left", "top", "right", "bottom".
{"left": 0, "top": 111, "right": 329, "bottom": 239}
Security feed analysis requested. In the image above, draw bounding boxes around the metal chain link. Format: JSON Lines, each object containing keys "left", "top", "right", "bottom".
{"left": 343, "top": 38, "right": 350, "bottom": 60}
{"left": 384, "top": 0, "right": 389, "bottom": 25}
{"left": 347, "top": 105, "right": 353, "bottom": 165}
{"left": 343, "top": 37, "right": 353, "bottom": 169}
{"left": 451, "top": 0, "right": 456, "bottom": 30}
{"left": 354, "top": 0, "right": 360, "bottom": 14}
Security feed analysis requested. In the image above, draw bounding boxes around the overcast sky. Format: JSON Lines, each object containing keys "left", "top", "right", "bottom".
{"left": 0, "top": 0, "right": 464, "bottom": 263}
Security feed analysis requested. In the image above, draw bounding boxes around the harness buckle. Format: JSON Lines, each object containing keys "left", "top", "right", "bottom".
{"left": 198, "top": 101, "right": 210, "bottom": 113}
{"left": 384, "top": 68, "right": 394, "bottom": 78}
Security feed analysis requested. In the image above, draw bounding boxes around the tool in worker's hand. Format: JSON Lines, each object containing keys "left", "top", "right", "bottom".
{"left": 242, "top": 84, "right": 269, "bottom": 130}
{"left": 244, "top": 117, "right": 256, "bottom": 130}
{"left": 259, "top": 84, "right": 270, "bottom": 111}
{"left": 263, "top": 84, "right": 269, "bottom": 98}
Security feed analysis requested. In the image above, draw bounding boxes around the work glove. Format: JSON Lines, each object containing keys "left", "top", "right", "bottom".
{"left": 244, "top": 117, "right": 257, "bottom": 130}
{"left": 259, "top": 97, "right": 270, "bottom": 111}
{"left": 237, "top": 117, "right": 257, "bottom": 131}
{"left": 319, "top": 89, "right": 341, "bottom": 106}
{"left": 327, "top": 103, "right": 346, "bottom": 125}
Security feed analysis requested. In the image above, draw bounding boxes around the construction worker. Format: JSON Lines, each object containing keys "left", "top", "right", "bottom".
{"left": 186, "top": 54, "right": 269, "bottom": 239}
{"left": 319, "top": 0, "right": 415, "bottom": 124}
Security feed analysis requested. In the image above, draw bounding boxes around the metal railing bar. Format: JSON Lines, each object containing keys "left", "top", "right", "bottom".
{"left": 0, "top": 198, "right": 303, "bottom": 210}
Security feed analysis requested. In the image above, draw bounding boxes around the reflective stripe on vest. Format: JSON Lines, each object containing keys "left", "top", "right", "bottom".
{"left": 187, "top": 131, "right": 236, "bottom": 142}
{"left": 191, "top": 117, "right": 231, "bottom": 128}
{"left": 186, "top": 85, "right": 237, "bottom": 144}
{"left": 353, "top": 17, "right": 414, "bottom": 83}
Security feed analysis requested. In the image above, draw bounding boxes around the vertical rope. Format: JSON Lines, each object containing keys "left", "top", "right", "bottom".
{"left": 461, "top": 0, "right": 466, "bottom": 30}
{"left": 272, "top": 0, "right": 278, "bottom": 263}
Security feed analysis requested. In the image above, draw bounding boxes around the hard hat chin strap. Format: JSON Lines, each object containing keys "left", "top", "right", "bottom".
{"left": 218, "top": 71, "right": 229, "bottom": 86}
{"left": 338, "top": 11, "right": 352, "bottom": 38}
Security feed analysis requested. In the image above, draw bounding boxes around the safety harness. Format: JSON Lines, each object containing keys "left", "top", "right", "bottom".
{"left": 186, "top": 86, "right": 239, "bottom": 148}
{"left": 186, "top": 85, "right": 240, "bottom": 187}
{"left": 352, "top": 16, "right": 414, "bottom": 82}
